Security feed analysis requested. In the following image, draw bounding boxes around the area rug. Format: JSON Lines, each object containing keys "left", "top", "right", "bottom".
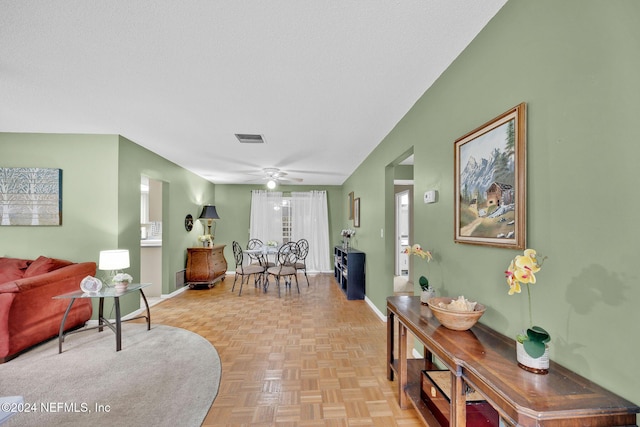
{"left": 0, "top": 324, "right": 221, "bottom": 426}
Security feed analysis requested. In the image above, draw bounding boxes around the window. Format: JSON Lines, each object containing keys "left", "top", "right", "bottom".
{"left": 281, "top": 198, "right": 292, "bottom": 243}
{"left": 250, "top": 190, "right": 330, "bottom": 271}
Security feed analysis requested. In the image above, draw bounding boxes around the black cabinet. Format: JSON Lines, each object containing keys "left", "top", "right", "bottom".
{"left": 334, "top": 246, "right": 365, "bottom": 300}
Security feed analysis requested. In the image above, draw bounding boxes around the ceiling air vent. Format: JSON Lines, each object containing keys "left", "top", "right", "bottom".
{"left": 235, "top": 134, "right": 265, "bottom": 144}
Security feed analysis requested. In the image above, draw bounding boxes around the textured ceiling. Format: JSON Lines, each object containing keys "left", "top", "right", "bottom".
{"left": 0, "top": 0, "right": 507, "bottom": 185}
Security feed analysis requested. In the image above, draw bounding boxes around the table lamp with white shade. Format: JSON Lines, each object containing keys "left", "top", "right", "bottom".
{"left": 98, "top": 249, "right": 130, "bottom": 288}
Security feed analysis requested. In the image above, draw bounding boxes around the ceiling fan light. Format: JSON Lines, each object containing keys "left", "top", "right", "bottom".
{"left": 266, "top": 179, "right": 277, "bottom": 189}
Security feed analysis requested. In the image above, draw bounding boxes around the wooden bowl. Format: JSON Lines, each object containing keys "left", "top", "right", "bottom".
{"left": 427, "top": 297, "right": 486, "bottom": 331}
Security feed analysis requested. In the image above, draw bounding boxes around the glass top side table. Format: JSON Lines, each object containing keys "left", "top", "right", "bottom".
{"left": 53, "top": 283, "right": 151, "bottom": 353}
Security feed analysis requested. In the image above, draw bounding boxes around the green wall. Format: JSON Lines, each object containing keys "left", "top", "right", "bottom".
{"left": 213, "top": 184, "right": 343, "bottom": 267}
{"left": 0, "top": 133, "right": 121, "bottom": 259}
{"left": 1, "top": 132, "right": 216, "bottom": 315}
{"left": 117, "top": 135, "right": 216, "bottom": 294}
{"left": 345, "top": 0, "right": 640, "bottom": 406}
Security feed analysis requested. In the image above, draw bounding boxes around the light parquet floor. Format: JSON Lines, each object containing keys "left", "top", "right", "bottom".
{"left": 144, "top": 273, "right": 423, "bottom": 427}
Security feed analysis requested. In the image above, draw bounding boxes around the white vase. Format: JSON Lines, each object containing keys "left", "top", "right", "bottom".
{"left": 115, "top": 281, "right": 129, "bottom": 292}
{"left": 516, "top": 341, "right": 549, "bottom": 374}
{"left": 420, "top": 289, "right": 435, "bottom": 304}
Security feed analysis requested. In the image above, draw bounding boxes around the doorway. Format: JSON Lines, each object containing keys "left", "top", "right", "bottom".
{"left": 395, "top": 190, "right": 410, "bottom": 277}
{"left": 391, "top": 152, "right": 414, "bottom": 294}
{"left": 140, "top": 176, "right": 163, "bottom": 300}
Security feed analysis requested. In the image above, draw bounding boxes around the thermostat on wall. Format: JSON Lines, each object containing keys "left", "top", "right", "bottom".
{"left": 424, "top": 190, "right": 437, "bottom": 204}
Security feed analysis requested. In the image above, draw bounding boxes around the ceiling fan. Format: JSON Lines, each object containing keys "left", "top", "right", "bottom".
{"left": 262, "top": 168, "right": 303, "bottom": 188}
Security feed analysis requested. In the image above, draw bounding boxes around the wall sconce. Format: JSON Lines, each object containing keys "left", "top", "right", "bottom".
{"left": 198, "top": 205, "right": 220, "bottom": 237}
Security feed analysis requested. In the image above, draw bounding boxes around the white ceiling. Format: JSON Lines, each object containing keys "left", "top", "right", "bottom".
{"left": 0, "top": 1, "right": 507, "bottom": 186}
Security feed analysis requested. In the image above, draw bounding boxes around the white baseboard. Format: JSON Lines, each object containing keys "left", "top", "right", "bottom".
{"left": 162, "top": 284, "right": 189, "bottom": 299}
{"left": 364, "top": 296, "right": 421, "bottom": 359}
{"left": 84, "top": 286, "right": 189, "bottom": 325}
{"left": 365, "top": 295, "right": 387, "bottom": 322}
{"left": 122, "top": 285, "right": 188, "bottom": 320}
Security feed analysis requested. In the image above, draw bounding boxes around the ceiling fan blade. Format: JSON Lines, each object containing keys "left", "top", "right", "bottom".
{"left": 284, "top": 169, "right": 345, "bottom": 177}
{"left": 279, "top": 177, "right": 304, "bottom": 183}
{"left": 241, "top": 176, "right": 264, "bottom": 183}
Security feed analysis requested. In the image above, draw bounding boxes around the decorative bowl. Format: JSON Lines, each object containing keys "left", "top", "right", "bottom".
{"left": 80, "top": 275, "right": 102, "bottom": 293}
{"left": 427, "top": 297, "right": 486, "bottom": 331}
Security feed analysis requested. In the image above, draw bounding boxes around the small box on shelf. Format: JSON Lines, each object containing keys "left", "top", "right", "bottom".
{"left": 420, "top": 370, "right": 499, "bottom": 427}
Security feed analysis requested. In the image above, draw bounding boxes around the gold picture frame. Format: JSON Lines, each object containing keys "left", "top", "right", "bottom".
{"left": 454, "top": 103, "right": 526, "bottom": 249}
{"left": 348, "top": 191, "right": 354, "bottom": 220}
{"left": 353, "top": 197, "right": 360, "bottom": 228}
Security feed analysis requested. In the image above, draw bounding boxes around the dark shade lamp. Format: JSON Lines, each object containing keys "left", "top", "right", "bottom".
{"left": 198, "top": 205, "right": 220, "bottom": 236}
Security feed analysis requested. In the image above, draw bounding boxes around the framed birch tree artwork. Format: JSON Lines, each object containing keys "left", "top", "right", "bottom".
{"left": 0, "top": 167, "right": 63, "bottom": 226}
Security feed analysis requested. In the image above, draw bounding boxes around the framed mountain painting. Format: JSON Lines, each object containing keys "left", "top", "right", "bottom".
{"left": 454, "top": 103, "right": 526, "bottom": 249}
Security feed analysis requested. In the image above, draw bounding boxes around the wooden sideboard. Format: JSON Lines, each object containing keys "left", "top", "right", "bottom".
{"left": 186, "top": 245, "right": 227, "bottom": 288}
{"left": 387, "top": 296, "right": 639, "bottom": 427}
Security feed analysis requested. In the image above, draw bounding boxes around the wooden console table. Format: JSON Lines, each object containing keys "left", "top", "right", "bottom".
{"left": 186, "top": 245, "right": 227, "bottom": 288}
{"left": 387, "top": 296, "right": 639, "bottom": 427}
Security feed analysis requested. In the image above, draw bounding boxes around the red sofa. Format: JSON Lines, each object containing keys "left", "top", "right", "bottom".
{"left": 0, "top": 256, "right": 95, "bottom": 363}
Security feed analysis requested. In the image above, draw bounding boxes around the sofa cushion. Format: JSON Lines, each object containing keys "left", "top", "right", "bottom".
{"left": 23, "top": 256, "right": 73, "bottom": 278}
{"left": 0, "top": 258, "right": 31, "bottom": 284}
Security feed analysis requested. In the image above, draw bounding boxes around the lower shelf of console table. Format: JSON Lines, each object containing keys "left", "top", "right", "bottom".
{"left": 391, "top": 358, "right": 442, "bottom": 426}
{"left": 390, "top": 359, "right": 499, "bottom": 427}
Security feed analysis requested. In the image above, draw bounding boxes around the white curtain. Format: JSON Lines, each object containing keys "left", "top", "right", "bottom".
{"left": 249, "top": 190, "right": 283, "bottom": 244}
{"left": 291, "top": 191, "right": 331, "bottom": 272}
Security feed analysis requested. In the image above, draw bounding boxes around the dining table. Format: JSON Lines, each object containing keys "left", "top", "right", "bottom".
{"left": 244, "top": 245, "right": 279, "bottom": 263}
{"left": 243, "top": 245, "right": 279, "bottom": 291}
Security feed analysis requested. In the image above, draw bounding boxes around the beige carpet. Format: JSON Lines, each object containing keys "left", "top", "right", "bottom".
{"left": 0, "top": 324, "right": 220, "bottom": 427}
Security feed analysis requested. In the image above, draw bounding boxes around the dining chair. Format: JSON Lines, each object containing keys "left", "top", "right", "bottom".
{"left": 293, "top": 239, "right": 310, "bottom": 286}
{"left": 247, "top": 238, "right": 275, "bottom": 268}
{"left": 246, "top": 238, "right": 262, "bottom": 253}
{"left": 231, "top": 241, "right": 265, "bottom": 296}
{"left": 266, "top": 242, "right": 299, "bottom": 297}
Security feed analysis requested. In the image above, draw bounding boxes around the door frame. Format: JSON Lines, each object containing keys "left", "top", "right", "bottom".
{"left": 395, "top": 188, "right": 412, "bottom": 277}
